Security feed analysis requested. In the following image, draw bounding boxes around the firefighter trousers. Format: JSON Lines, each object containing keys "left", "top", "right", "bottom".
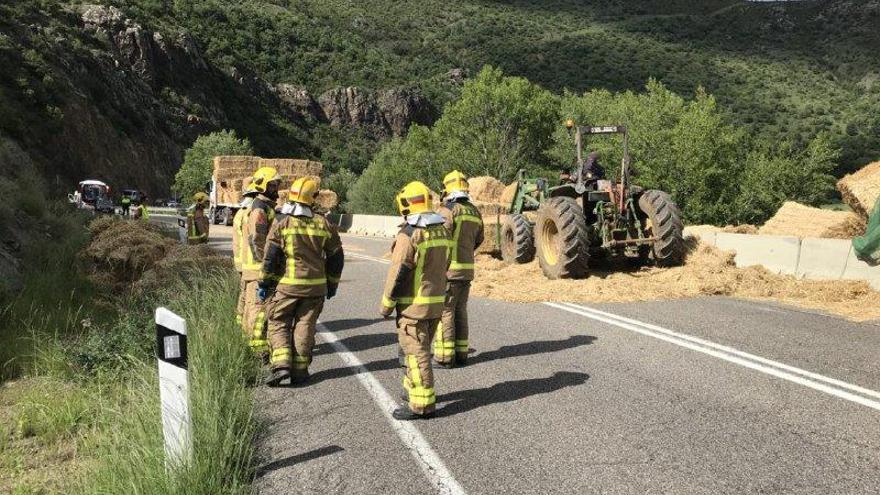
{"left": 242, "top": 280, "right": 270, "bottom": 354}
{"left": 433, "top": 281, "right": 471, "bottom": 364}
{"left": 399, "top": 316, "right": 439, "bottom": 415}
{"left": 267, "top": 295, "right": 324, "bottom": 377}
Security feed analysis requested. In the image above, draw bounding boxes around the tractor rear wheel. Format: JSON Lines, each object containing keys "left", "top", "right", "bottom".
{"left": 535, "top": 197, "right": 591, "bottom": 279}
{"left": 638, "top": 190, "right": 685, "bottom": 266}
{"left": 500, "top": 213, "right": 535, "bottom": 264}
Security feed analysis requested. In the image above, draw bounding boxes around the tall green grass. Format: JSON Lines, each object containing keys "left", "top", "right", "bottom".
{"left": 82, "top": 269, "right": 260, "bottom": 494}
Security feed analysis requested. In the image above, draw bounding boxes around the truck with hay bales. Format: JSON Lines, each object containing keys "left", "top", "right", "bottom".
{"left": 498, "top": 122, "right": 686, "bottom": 279}
{"left": 208, "top": 156, "right": 324, "bottom": 225}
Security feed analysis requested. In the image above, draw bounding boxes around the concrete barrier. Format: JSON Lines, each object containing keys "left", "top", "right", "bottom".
{"left": 330, "top": 214, "right": 399, "bottom": 238}
{"left": 714, "top": 233, "right": 801, "bottom": 275}
{"left": 796, "top": 238, "right": 850, "bottom": 280}
{"left": 842, "top": 247, "right": 880, "bottom": 291}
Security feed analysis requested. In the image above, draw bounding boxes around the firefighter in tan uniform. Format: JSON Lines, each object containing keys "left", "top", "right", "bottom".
{"left": 232, "top": 195, "right": 254, "bottom": 328}
{"left": 240, "top": 167, "right": 281, "bottom": 357}
{"left": 186, "top": 192, "right": 211, "bottom": 245}
{"left": 434, "top": 171, "right": 484, "bottom": 368}
{"left": 260, "top": 177, "right": 344, "bottom": 386}
{"left": 381, "top": 181, "right": 452, "bottom": 420}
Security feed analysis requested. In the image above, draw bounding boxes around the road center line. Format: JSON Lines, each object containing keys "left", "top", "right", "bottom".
{"left": 317, "top": 322, "right": 467, "bottom": 495}
{"left": 546, "top": 302, "right": 880, "bottom": 411}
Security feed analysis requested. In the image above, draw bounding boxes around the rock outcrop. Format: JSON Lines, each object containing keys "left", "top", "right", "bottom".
{"left": 314, "top": 86, "right": 436, "bottom": 137}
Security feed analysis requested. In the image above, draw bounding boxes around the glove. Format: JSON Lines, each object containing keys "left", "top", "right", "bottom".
{"left": 380, "top": 305, "right": 394, "bottom": 319}
{"left": 256, "top": 286, "right": 268, "bottom": 302}
{"left": 326, "top": 285, "right": 337, "bottom": 300}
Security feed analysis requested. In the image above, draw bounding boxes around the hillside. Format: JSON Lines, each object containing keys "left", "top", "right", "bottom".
{"left": 1, "top": 0, "right": 879, "bottom": 195}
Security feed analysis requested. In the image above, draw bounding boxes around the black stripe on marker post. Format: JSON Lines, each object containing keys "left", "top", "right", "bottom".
{"left": 156, "top": 324, "right": 188, "bottom": 370}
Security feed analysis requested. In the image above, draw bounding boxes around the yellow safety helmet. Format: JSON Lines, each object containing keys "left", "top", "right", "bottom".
{"left": 395, "top": 181, "right": 432, "bottom": 216}
{"left": 443, "top": 170, "right": 469, "bottom": 194}
{"left": 192, "top": 192, "right": 209, "bottom": 205}
{"left": 288, "top": 176, "right": 320, "bottom": 205}
{"left": 245, "top": 167, "right": 281, "bottom": 195}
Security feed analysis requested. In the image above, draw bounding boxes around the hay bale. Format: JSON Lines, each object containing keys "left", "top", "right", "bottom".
{"left": 824, "top": 214, "right": 867, "bottom": 239}
{"left": 838, "top": 160, "right": 880, "bottom": 219}
{"left": 758, "top": 202, "right": 853, "bottom": 238}
{"left": 468, "top": 176, "right": 505, "bottom": 203}
{"left": 315, "top": 189, "right": 339, "bottom": 211}
{"left": 500, "top": 182, "right": 518, "bottom": 206}
{"left": 258, "top": 158, "right": 323, "bottom": 178}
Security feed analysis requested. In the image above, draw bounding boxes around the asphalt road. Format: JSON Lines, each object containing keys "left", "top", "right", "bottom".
{"left": 160, "top": 217, "right": 880, "bottom": 493}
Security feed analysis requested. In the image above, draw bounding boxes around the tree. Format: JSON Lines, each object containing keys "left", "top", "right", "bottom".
{"left": 172, "top": 130, "right": 253, "bottom": 200}
{"left": 348, "top": 66, "right": 558, "bottom": 214}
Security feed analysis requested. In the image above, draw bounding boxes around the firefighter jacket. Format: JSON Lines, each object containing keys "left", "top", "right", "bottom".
{"left": 240, "top": 194, "right": 276, "bottom": 281}
{"left": 438, "top": 198, "right": 484, "bottom": 281}
{"left": 231, "top": 198, "right": 254, "bottom": 273}
{"left": 186, "top": 207, "right": 210, "bottom": 244}
{"left": 260, "top": 212, "right": 344, "bottom": 297}
{"left": 382, "top": 217, "right": 452, "bottom": 320}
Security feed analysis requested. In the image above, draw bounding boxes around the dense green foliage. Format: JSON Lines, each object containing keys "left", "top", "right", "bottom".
{"left": 107, "top": 0, "right": 880, "bottom": 175}
{"left": 353, "top": 74, "right": 837, "bottom": 224}
{"left": 173, "top": 130, "right": 254, "bottom": 199}
{"left": 349, "top": 67, "right": 558, "bottom": 213}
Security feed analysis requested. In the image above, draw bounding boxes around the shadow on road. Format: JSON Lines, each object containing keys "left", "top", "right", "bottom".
{"left": 468, "top": 334, "right": 597, "bottom": 366}
{"left": 255, "top": 445, "right": 345, "bottom": 478}
{"left": 315, "top": 331, "right": 398, "bottom": 356}
{"left": 321, "top": 318, "right": 386, "bottom": 332}
{"left": 436, "top": 371, "right": 590, "bottom": 418}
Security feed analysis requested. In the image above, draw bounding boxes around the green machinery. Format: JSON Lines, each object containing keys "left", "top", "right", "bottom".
{"left": 497, "top": 122, "right": 686, "bottom": 279}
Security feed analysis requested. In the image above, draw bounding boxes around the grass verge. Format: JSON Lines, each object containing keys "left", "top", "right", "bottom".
{"left": 1, "top": 217, "right": 259, "bottom": 494}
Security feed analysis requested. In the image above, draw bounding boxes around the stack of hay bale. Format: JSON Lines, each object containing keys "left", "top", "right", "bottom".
{"left": 212, "top": 156, "right": 337, "bottom": 211}
{"left": 838, "top": 160, "right": 880, "bottom": 220}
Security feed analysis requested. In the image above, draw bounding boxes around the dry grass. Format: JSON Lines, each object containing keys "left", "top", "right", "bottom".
{"left": 472, "top": 241, "right": 880, "bottom": 321}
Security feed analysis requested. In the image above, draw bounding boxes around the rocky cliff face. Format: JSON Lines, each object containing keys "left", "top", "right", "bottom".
{"left": 0, "top": 4, "right": 436, "bottom": 197}
{"left": 275, "top": 85, "right": 436, "bottom": 138}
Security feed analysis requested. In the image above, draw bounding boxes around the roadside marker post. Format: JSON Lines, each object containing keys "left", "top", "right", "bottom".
{"left": 155, "top": 307, "right": 192, "bottom": 467}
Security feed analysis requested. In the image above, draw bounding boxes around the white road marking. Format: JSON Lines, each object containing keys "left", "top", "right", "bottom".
{"left": 317, "top": 322, "right": 467, "bottom": 495}
{"left": 547, "top": 302, "right": 880, "bottom": 411}
{"left": 346, "top": 252, "right": 391, "bottom": 264}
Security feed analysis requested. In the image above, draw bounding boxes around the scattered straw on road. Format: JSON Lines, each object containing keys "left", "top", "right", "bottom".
{"left": 471, "top": 242, "right": 880, "bottom": 322}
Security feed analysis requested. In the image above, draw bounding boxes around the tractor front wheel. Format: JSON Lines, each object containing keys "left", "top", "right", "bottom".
{"left": 638, "top": 190, "right": 685, "bottom": 266}
{"left": 500, "top": 213, "right": 535, "bottom": 264}
{"left": 535, "top": 197, "right": 591, "bottom": 279}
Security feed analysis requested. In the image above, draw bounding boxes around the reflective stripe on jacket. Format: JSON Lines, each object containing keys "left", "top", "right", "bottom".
{"left": 232, "top": 207, "right": 248, "bottom": 271}
{"left": 382, "top": 222, "right": 452, "bottom": 320}
{"left": 241, "top": 195, "right": 276, "bottom": 281}
{"left": 261, "top": 213, "right": 344, "bottom": 297}
{"left": 438, "top": 200, "right": 484, "bottom": 281}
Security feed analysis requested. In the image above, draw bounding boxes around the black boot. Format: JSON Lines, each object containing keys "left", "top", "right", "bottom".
{"left": 392, "top": 406, "right": 434, "bottom": 421}
{"left": 290, "top": 371, "right": 310, "bottom": 387}
{"left": 265, "top": 367, "right": 290, "bottom": 387}
{"left": 434, "top": 361, "right": 455, "bottom": 369}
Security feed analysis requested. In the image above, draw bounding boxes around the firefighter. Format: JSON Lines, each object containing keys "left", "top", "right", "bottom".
{"left": 381, "top": 181, "right": 451, "bottom": 420}
{"left": 260, "top": 177, "right": 344, "bottom": 386}
{"left": 186, "top": 192, "right": 210, "bottom": 245}
{"left": 240, "top": 167, "right": 281, "bottom": 358}
{"left": 434, "top": 171, "right": 484, "bottom": 368}
{"left": 232, "top": 195, "right": 254, "bottom": 328}
{"left": 134, "top": 199, "right": 149, "bottom": 221}
{"left": 120, "top": 194, "right": 131, "bottom": 217}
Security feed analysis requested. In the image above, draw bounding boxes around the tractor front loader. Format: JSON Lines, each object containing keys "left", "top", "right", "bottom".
{"left": 497, "top": 122, "right": 686, "bottom": 279}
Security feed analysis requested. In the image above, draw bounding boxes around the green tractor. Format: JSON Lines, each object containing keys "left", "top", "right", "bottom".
{"left": 498, "top": 121, "right": 686, "bottom": 279}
